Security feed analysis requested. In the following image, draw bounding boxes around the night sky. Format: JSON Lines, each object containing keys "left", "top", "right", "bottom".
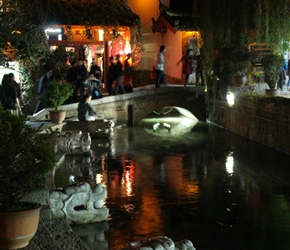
{"left": 170, "top": 0, "right": 193, "bottom": 13}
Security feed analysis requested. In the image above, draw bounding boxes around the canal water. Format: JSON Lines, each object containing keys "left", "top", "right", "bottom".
{"left": 55, "top": 122, "right": 290, "bottom": 250}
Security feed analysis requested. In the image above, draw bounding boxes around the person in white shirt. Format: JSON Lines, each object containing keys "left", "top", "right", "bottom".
{"left": 155, "top": 45, "right": 167, "bottom": 88}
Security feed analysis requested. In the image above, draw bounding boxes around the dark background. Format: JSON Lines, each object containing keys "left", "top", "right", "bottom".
{"left": 170, "top": 0, "right": 193, "bottom": 13}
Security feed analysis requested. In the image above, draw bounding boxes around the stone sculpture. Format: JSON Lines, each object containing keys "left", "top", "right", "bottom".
{"left": 56, "top": 130, "right": 91, "bottom": 154}
{"left": 49, "top": 182, "right": 109, "bottom": 224}
{"left": 65, "top": 119, "right": 115, "bottom": 139}
{"left": 122, "top": 236, "right": 196, "bottom": 250}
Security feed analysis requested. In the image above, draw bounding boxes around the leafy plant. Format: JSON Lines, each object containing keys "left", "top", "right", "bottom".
{"left": 0, "top": 106, "right": 56, "bottom": 212}
{"left": 194, "top": 0, "right": 290, "bottom": 98}
{"left": 261, "top": 54, "right": 284, "bottom": 89}
{"left": 222, "top": 45, "right": 250, "bottom": 76}
{"left": 45, "top": 79, "right": 74, "bottom": 111}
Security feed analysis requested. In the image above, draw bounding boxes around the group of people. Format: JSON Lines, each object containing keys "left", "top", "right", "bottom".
{"left": 0, "top": 73, "right": 22, "bottom": 115}
{"left": 154, "top": 45, "right": 204, "bottom": 88}
{"left": 177, "top": 48, "right": 204, "bottom": 87}
{"left": 66, "top": 58, "right": 103, "bottom": 103}
{"left": 107, "top": 54, "right": 133, "bottom": 95}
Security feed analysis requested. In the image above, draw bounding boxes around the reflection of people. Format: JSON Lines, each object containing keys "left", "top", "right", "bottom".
{"left": 155, "top": 45, "right": 167, "bottom": 88}
{"left": 34, "top": 69, "right": 53, "bottom": 114}
{"left": 123, "top": 53, "right": 133, "bottom": 93}
{"left": 177, "top": 49, "right": 194, "bottom": 86}
{"left": 77, "top": 94, "right": 97, "bottom": 121}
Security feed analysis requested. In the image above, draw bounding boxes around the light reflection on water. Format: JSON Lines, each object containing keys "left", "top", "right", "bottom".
{"left": 56, "top": 123, "right": 290, "bottom": 250}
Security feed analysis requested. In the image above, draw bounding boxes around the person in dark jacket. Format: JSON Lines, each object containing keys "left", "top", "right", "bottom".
{"left": 107, "top": 56, "right": 117, "bottom": 96}
{"left": 114, "top": 54, "right": 126, "bottom": 95}
{"left": 34, "top": 69, "right": 53, "bottom": 114}
{"left": 77, "top": 94, "right": 97, "bottom": 121}
{"left": 0, "top": 74, "right": 22, "bottom": 115}
{"left": 73, "top": 58, "right": 88, "bottom": 102}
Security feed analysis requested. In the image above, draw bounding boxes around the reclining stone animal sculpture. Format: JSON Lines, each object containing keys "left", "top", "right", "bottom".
{"left": 49, "top": 182, "right": 109, "bottom": 224}
{"left": 56, "top": 130, "right": 91, "bottom": 155}
{"left": 122, "top": 236, "right": 196, "bottom": 250}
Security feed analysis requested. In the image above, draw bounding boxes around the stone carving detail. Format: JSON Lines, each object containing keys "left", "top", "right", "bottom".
{"left": 56, "top": 130, "right": 91, "bottom": 154}
{"left": 49, "top": 182, "right": 109, "bottom": 224}
{"left": 122, "top": 236, "right": 196, "bottom": 250}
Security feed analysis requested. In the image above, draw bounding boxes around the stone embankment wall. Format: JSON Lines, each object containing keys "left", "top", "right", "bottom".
{"left": 29, "top": 86, "right": 206, "bottom": 124}
{"left": 208, "top": 98, "right": 290, "bottom": 154}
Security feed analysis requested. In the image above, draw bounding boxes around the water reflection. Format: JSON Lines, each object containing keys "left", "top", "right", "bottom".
{"left": 54, "top": 124, "right": 290, "bottom": 250}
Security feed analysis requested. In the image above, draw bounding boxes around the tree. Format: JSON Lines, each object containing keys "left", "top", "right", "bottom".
{"left": 0, "top": 0, "right": 49, "bottom": 64}
{"left": 193, "top": 0, "right": 290, "bottom": 96}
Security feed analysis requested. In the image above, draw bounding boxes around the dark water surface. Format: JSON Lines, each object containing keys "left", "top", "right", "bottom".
{"left": 55, "top": 123, "right": 290, "bottom": 250}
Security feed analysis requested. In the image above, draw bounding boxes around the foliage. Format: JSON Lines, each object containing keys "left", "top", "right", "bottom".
{"left": 47, "top": 0, "right": 143, "bottom": 68}
{"left": 194, "top": 0, "right": 290, "bottom": 97}
{"left": 45, "top": 79, "right": 73, "bottom": 110}
{"left": 0, "top": 0, "right": 49, "bottom": 65}
{"left": 0, "top": 0, "right": 143, "bottom": 107}
{"left": 261, "top": 54, "right": 284, "bottom": 89}
{"left": 0, "top": 105, "right": 56, "bottom": 212}
{"left": 220, "top": 45, "right": 250, "bottom": 76}
{"left": 42, "top": 46, "right": 71, "bottom": 81}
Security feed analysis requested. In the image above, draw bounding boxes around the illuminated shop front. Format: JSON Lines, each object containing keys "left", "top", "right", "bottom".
{"left": 45, "top": 25, "right": 133, "bottom": 83}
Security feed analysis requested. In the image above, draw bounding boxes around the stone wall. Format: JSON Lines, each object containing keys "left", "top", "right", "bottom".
{"left": 208, "top": 97, "right": 290, "bottom": 154}
{"left": 28, "top": 86, "right": 206, "bottom": 124}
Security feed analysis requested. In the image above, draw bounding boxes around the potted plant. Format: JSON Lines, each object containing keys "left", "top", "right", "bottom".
{"left": 261, "top": 54, "right": 285, "bottom": 94}
{"left": 45, "top": 79, "right": 74, "bottom": 123}
{"left": 0, "top": 106, "right": 55, "bottom": 249}
{"left": 222, "top": 45, "right": 249, "bottom": 87}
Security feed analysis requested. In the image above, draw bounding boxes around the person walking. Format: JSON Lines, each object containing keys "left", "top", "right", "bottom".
{"left": 73, "top": 58, "right": 88, "bottom": 102}
{"left": 155, "top": 45, "right": 167, "bottom": 88}
{"left": 177, "top": 49, "right": 194, "bottom": 86}
{"left": 194, "top": 50, "right": 204, "bottom": 86}
{"left": 89, "top": 58, "right": 101, "bottom": 80}
{"left": 0, "top": 74, "right": 22, "bottom": 115}
{"left": 107, "top": 56, "right": 117, "bottom": 96}
{"left": 278, "top": 66, "right": 286, "bottom": 91}
{"left": 123, "top": 53, "right": 134, "bottom": 93}
{"left": 34, "top": 69, "right": 53, "bottom": 114}
{"left": 114, "top": 54, "right": 126, "bottom": 95}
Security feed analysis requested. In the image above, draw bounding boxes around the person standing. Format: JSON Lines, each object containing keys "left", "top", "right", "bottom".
{"left": 0, "top": 74, "right": 22, "bottom": 115}
{"left": 114, "top": 54, "right": 126, "bottom": 95}
{"left": 155, "top": 45, "right": 167, "bottom": 88}
{"left": 287, "top": 59, "right": 290, "bottom": 90}
{"left": 89, "top": 58, "right": 101, "bottom": 80}
{"left": 123, "top": 53, "right": 134, "bottom": 93}
{"left": 278, "top": 66, "right": 286, "bottom": 90}
{"left": 107, "top": 56, "right": 117, "bottom": 96}
{"left": 177, "top": 49, "right": 194, "bottom": 86}
{"left": 34, "top": 69, "right": 53, "bottom": 114}
{"left": 73, "top": 58, "right": 88, "bottom": 102}
{"left": 194, "top": 51, "right": 204, "bottom": 86}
